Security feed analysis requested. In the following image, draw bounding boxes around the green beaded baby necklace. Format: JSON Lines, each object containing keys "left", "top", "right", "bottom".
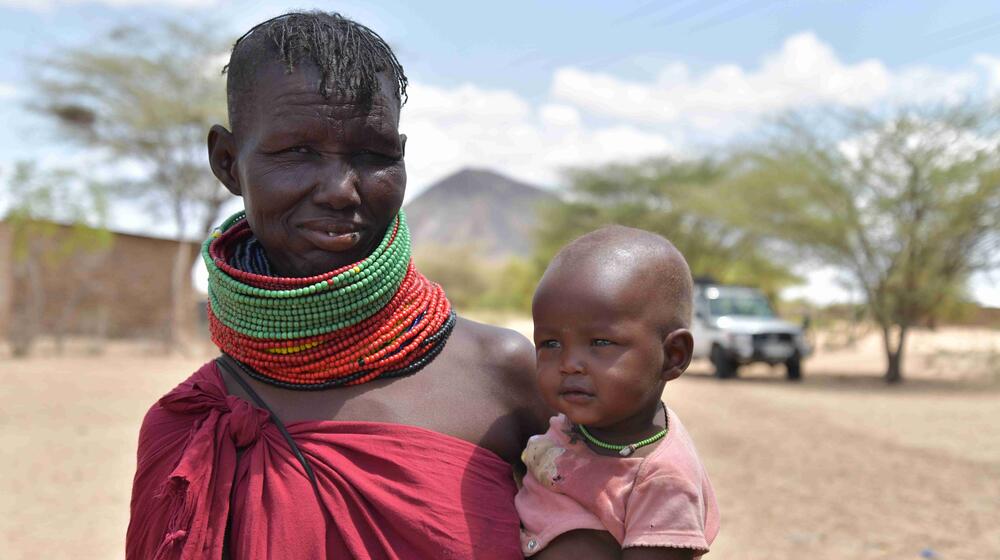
{"left": 578, "top": 402, "right": 669, "bottom": 457}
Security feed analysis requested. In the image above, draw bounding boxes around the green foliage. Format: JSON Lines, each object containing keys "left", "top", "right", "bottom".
{"left": 536, "top": 157, "right": 799, "bottom": 299}
{"left": 414, "top": 244, "right": 490, "bottom": 311}
{"left": 30, "top": 19, "right": 231, "bottom": 238}
{"left": 4, "top": 161, "right": 112, "bottom": 262}
{"left": 29, "top": 20, "right": 236, "bottom": 348}
{"left": 2, "top": 161, "right": 112, "bottom": 356}
{"left": 724, "top": 106, "right": 1000, "bottom": 381}
{"left": 414, "top": 244, "right": 539, "bottom": 314}
{"left": 476, "top": 257, "right": 539, "bottom": 313}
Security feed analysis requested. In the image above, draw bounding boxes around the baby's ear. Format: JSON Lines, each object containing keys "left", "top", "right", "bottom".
{"left": 661, "top": 329, "right": 693, "bottom": 381}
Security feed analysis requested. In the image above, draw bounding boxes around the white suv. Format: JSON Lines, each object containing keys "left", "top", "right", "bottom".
{"left": 690, "top": 283, "right": 810, "bottom": 380}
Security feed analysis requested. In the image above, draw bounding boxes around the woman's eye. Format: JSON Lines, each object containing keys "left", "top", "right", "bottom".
{"left": 538, "top": 340, "right": 561, "bottom": 349}
{"left": 592, "top": 339, "right": 614, "bottom": 347}
{"left": 356, "top": 149, "right": 396, "bottom": 162}
{"left": 280, "top": 146, "right": 314, "bottom": 155}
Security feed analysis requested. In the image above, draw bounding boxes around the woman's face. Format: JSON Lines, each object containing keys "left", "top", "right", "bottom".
{"left": 225, "top": 60, "right": 406, "bottom": 278}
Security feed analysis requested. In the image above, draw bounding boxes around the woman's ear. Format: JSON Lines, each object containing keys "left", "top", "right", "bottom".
{"left": 661, "top": 329, "right": 693, "bottom": 381}
{"left": 399, "top": 133, "right": 407, "bottom": 158}
{"left": 208, "top": 124, "right": 241, "bottom": 196}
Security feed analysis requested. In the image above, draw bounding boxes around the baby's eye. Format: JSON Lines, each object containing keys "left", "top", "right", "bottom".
{"left": 280, "top": 146, "right": 316, "bottom": 155}
{"left": 538, "top": 340, "right": 561, "bottom": 349}
{"left": 592, "top": 339, "right": 615, "bottom": 347}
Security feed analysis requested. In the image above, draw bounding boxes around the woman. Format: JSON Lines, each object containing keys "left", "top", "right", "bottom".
{"left": 126, "top": 11, "right": 548, "bottom": 559}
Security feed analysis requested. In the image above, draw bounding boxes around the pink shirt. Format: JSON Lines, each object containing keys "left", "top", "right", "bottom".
{"left": 515, "top": 409, "right": 719, "bottom": 557}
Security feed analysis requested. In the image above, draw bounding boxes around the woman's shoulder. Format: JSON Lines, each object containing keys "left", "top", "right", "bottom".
{"left": 453, "top": 316, "right": 532, "bottom": 360}
{"left": 138, "top": 361, "right": 225, "bottom": 432}
{"left": 444, "top": 316, "right": 534, "bottom": 384}
{"left": 450, "top": 316, "right": 550, "bottom": 435}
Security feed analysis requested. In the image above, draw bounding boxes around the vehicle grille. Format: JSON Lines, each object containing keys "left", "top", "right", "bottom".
{"left": 752, "top": 333, "right": 794, "bottom": 344}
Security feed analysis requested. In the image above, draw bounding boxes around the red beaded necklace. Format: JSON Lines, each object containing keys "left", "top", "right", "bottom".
{"left": 204, "top": 211, "right": 454, "bottom": 390}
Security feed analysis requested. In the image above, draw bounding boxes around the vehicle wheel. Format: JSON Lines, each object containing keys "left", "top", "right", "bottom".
{"left": 785, "top": 354, "right": 802, "bottom": 381}
{"left": 711, "top": 345, "right": 738, "bottom": 379}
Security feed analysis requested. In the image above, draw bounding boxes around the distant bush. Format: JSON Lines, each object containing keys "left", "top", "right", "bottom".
{"left": 414, "top": 244, "right": 540, "bottom": 314}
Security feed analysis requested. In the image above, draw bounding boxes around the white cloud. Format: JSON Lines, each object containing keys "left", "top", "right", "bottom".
{"left": 551, "top": 32, "right": 985, "bottom": 138}
{"left": 0, "top": 82, "right": 16, "bottom": 98}
{"left": 974, "top": 54, "right": 1000, "bottom": 95}
{"left": 399, "top": 31, "right": 999, "bottom": 201}
{"left": 538, "top": 104, "right": 582, "bottom": 128}
{"left": 0, "top": 0, "right": 215, "bottom": 10}
{"left": 396, "top": 33, "right": 999, "bottom": 304}
{"left": 400, "top": 83, "right": 673, "bottom": 198}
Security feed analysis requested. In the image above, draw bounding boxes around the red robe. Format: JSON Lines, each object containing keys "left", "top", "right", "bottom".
{"left": 126, "top": 362, "right": 522, "bottom": 559}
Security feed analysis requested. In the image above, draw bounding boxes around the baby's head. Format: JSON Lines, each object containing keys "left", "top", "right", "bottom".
{"left": 532, "top": 226, "right": 694, "bottom": 430}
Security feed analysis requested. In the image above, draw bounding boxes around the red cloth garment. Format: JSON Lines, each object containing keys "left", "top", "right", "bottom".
{"left": 126, "top": 362, "right": 522, "bottom": 560}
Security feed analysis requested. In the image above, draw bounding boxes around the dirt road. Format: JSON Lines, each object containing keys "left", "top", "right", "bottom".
{"left": 1, "top": 329, "right": 998, "bottom": 559}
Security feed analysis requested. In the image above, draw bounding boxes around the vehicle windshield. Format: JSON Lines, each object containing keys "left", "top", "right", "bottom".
{"left": 706, "top": 290, "right": 776, "bottom": 318}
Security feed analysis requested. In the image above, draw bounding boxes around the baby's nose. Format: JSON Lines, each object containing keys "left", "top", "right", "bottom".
{"left": 558, "top": 350, "right": 585, "bottom": 374}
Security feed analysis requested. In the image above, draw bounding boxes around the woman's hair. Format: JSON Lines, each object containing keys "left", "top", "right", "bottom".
{"left": 223, "top": 11, "right": 408, "bottom": 127}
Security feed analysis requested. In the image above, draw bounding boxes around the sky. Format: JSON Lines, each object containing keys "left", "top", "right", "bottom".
{"left": 0, "top": 0, "right": 998, "bottom": 305}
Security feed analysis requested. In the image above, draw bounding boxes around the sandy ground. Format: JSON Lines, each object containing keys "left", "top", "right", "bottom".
{"left": 1, "top": 326, "right": 998, "bottom": 560}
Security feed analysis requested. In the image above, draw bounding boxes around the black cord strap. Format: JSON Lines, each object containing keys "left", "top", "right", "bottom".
{"left": 217, "top": 357, "right": 318, "bottom": 489}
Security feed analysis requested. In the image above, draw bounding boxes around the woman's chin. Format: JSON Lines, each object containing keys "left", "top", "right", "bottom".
{"left": 277, "top": 248, "right": 369, "bottom": 277}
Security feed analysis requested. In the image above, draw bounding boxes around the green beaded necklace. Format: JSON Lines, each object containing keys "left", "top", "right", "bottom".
{"left": 204, "top": 211, "right": 411, "bottom": 340}
{"left": 204, "top": 209, "right": 456, "bottom": 389}
{"left": 578, "top": 402, "right": 669, "bottom": 457}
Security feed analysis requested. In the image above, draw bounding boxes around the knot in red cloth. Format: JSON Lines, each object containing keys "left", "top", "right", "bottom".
{"left": 224, "top": 395, "right": 269, "bottom": 447}
{"left": 158, "top": 379, "right": 270, "bottom": 447}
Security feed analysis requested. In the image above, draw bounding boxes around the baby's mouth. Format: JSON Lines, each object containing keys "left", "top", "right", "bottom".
{"left": 559, "top": 388, "right": 596, "bottom": 404}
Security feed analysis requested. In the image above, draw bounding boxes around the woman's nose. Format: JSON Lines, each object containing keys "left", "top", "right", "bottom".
{"left": 312, "top": 159, "right": 362, "bottom": 209}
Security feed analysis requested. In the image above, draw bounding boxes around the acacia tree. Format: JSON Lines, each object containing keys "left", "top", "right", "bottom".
{"left": 726, "top": 107, "right": 1000, "bottom": 382}
{"left": 30, "top": 21, "right": 231, "bottom": 349}
{"left": 3, "top": 162, "right": 112, "bottom": 356}
{"left": 537, "top": 157, "right": 798, "bottom": 298}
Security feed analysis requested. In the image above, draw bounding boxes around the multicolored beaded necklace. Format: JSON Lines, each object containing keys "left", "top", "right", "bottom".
{"left": 204, "top": 210, "right": 455, "bottom": 390}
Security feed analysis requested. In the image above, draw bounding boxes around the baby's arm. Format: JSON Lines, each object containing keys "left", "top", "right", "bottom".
{"left": 623, "top": 547, "right": 697, "bottom": 560}
{"left": 534, "top": 532, "right": 699, "bottom": 560}
{"left": 533, "top": 529, "right": 620, "bottom": 559}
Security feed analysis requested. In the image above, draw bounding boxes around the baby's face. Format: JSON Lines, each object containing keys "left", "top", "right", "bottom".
{"left": 532, "top": 273, "right": 669, "bottom": 431}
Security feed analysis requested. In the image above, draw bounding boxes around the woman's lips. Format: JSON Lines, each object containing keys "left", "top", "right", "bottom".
{"left": 300, "top": 226, "right": 363, "bottom": 252}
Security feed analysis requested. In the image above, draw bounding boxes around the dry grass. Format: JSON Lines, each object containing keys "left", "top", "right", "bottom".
{"left": 1, "top": 325, "right": 998, "bottom": 559}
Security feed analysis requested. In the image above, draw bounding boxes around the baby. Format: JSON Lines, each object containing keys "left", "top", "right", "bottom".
{"left": 516, "top": 226, "right": 720, "bottom": 559}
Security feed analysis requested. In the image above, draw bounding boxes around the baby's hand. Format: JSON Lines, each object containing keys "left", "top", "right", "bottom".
{"left": 522, "top": 434, "right": 565, "bottom": 488}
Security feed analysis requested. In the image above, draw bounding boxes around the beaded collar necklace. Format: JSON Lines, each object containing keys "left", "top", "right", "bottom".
{"left": 204, "top": 210, "right": 455, "bottom": 390}
{"left": 577, "top": 402, "right": 669, "bottom": 457}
